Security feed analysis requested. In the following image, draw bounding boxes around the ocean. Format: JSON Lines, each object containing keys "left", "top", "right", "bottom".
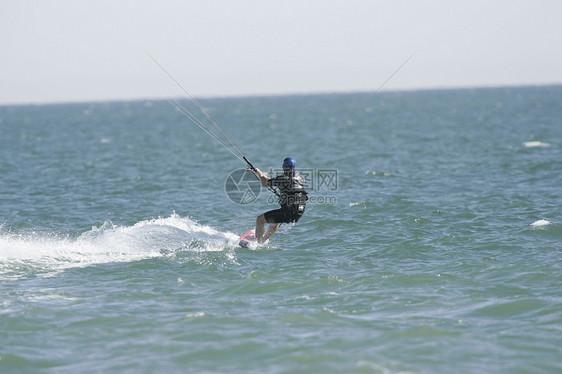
{"left": 1, "top": 85, "right": 561, "bottom": 373}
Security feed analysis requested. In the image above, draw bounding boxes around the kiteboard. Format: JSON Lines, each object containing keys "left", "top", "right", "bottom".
{"left": 238, "top": 229, "right": 256, "bottom": 248}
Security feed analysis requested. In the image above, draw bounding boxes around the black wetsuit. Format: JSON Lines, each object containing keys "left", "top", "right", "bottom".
{"left": 264, "top": 170, "right": 308, "bottom": 224}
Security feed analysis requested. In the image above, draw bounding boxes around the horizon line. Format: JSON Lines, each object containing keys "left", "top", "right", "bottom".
{"left": 1, "top": 82, "right": 561, "bottom": 107}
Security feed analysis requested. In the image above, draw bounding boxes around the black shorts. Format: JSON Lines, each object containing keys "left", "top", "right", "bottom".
{"left": 264, "top": 205, "right": 305, "bottom": 224}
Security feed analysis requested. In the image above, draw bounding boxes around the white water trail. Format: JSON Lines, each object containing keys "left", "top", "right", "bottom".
{"left": 0, "top": 213, "right": 239, "bottom": 277}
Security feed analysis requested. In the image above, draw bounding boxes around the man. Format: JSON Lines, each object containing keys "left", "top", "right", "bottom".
{"left": 253, "top": 157, "right": 308, "bottom": 244}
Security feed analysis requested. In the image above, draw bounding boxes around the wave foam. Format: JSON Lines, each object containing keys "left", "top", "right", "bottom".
{"left": 523, "top": 141, "right": 551, "bottom": 148}
{"left": 0, "top": 213, "right": 238, "bottom": 276}
{"left": 530, "top": 219, "right": 552, "bottom": 228}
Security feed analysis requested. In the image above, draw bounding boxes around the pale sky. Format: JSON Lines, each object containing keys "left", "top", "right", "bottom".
{"left": 1, "top": 0, "right": 561, "bottom": 104}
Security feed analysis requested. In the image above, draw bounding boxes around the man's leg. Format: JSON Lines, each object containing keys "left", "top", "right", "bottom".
{"left": 261, "top": 223, "right": 280, "bottom": 243}
{"left": 256, "top": 214, "right": 267, "bottom": 243}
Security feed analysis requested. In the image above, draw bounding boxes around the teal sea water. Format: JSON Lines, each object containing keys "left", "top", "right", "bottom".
{"left": 1, "top": 86, "right": 561, "bottom": 373}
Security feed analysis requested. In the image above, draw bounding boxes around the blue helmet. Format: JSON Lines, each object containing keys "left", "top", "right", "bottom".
{"left": 282, "top": 157, "right": 296, "bottom": 170}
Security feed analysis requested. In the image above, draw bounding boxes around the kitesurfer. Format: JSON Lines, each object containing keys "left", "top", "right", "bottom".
{"left": 253, "top": 157, "right": 308, "bottom": 243}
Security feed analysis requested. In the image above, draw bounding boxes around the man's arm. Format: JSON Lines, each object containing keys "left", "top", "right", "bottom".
{"left": 254, "top": 168, "right": 270, "bottom": 187}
